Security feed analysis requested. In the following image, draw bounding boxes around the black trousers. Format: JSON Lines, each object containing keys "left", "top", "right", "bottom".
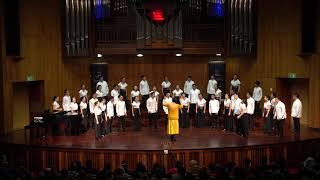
{"left": 248, "top": 114, "right": 254, "bottom": 130}
{"left": 141, "top": 95, "right": 149, "bottom": 109}
{"left": 275, "top": 119, "right": 285, "bottom": 137}
{"left": 240, "top": 114, "right": 249, "bottom": 137}
{"left": 120, "top": 89, "right": 128, "bottom": 109}
{"left": 293, "top": 117, "right": 300, "bottom": 133}
{"left": 189, "top": 103, "right": 196, "bottom": 119}
{"left": 254, "top": 101, "right": 261, "bottom": 118}
{"left": 118, "top": 116, "right": 126, "bottom": 131}
{"left": 81, "top": 109, "right": 88, "bottom": 131}
{"left": 181, "top": 107, "right": 190, "bottom": 128}
{"left": 95, "top": 115, "right": 103, "bottom": 138}
{"left": 224, "top": 108, "right": 233, "bottom": 131}
{"left": 149, "top": 113, "right": 158, "bottom": 128}
{"left": 163, "top": 88, "right": 170, "bottom": 96}
{"left": 234, "top": 114, "right": 241, "bottom": 134}
{"left": 210, "top": 113, "right": 219, "bottom": 128}
{"left": 263, "top": 111, "right": 273, "bottom": 134}
{"left": 106, "top": 116, "right": 113, "bottom": 134}
{"left": 133, "top": 109, "right": 141, "bottom": 131}
{"left": 197, "top": 108, "right": 205, "bottom": 128}
{"left": 89, "top": 113, "right": 95, "bottom": 129}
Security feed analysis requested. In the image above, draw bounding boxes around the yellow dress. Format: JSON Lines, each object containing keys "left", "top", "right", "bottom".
{"left": 164, "top": 102, "right": 183, "bottom": 135}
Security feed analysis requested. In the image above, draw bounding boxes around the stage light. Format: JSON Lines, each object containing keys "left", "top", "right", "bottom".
{"left": 137, "top": 53, "right": 143, "bottom": 57}
{"left": 97, "top": 53, "right": 103, "bottom": 58}
{"left": 175, "top": 53, "right": 182, "bottom": 57}
{"left": 216, "top": 53, "right": 222, "bottom": 56}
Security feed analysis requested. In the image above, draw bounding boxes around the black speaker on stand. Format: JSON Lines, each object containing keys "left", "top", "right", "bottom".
{"left": 90, "top": 63, "right": 108, "bottom": 94}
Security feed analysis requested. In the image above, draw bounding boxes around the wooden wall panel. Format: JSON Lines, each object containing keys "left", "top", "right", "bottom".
{"left": 107, "top": 56, "right": 209, "bottom": 94}
{"left": 226, "top": 0, "right": 320, "bottom": 128}
{"left": 0, "top": 0, "right": 5, "bottom": 134}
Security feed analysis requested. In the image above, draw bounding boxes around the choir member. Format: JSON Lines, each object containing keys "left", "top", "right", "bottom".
{"left": 161, "top": 76, "right": 171, "bottom": 97}
{"left": 118, "top": 77, "right": 128, "bottom": 102}
{"left": 230, "top": 74, "right": 241, "bottom": 94}
{"left": 246, "top": 92, "right": 255, "bottom": 130}
{"left": 52, "top": 96, "right": 62, "bottom": 112}
{"left": 106, "top": 97, "right": 115, "bottom": 133}
{"left": 140, "top": 75, "right": 150, "bottom": 108}
{"left": 150, "top": 86, "right": 160, "bottom": 101}
{"left": 263, "top": 95, "right": 272, "bottom": 134}
{"left": 80, "top": 96, "right": 88, "bottom": 131}
{"left": 89, "top": 93, "right": 99, "bottom": 129}
{"left": 270, "top": 92, "right": 277, "bottom": 131}
{"left": 189, "top": 84, "right": 200, "bottom": 121}
{"left": 111, "top": 84, "right": 120, "bottom": 104}
{"left": 223, "top": 94, "right": 232, "bottom": 131}
{"left": 173, "top": 85, "right": 183, "bottom": 103}
{"left": 180, "top": 93, "right": 190, "bottom": 128}
{"left": 131, "top": 96, "right": 141, "bottom": 131}
{"left": 209, "top": 95, "right": 220, "bottom": 128}
{"left": 78, "top": 84, "right": 88, "bottom": 100}
{"left": 163, "top": 100, "right": 183, "bottom": 141}
{"left": 96, "top": 85, "right": 104, "bottom": 100}
{"left": 207, "top": 75, "right": 218, "bottom": 102}
{"left": 237, "top": 100, "right": 249, "bottom": 137}
{"left": 100, "top": 98, "right": 107, "bottom": 135}
{"left": 163, "top": 92, "right": 173, "bottom": 126}
{"left": 184, "top": 76, "right": 194, "bottom": 97}
{"left": 291, "top": 93, "right": 302, "bottom": 134}
{"left": 70, "top": 97, "right": 79, "bottom": 113}
{"left": 116, "top": 95, "right": 127, "bottom": 132}
{"left": 196, "top": 94, "right": 206, "bottom": 128}
{"left": 96, "top": 76, "right": 109, "bottom": 98}
{"left": 147, "top": 92, "right": 158, "bottom": 129}
{"left": 94, "top": 101, "right": 103, "bottom": 139}
{"left": 233, "top": 93, "right": 242, "bottom": 134}
{"left": 253, "top": 81, "right": 263, "bottom": 118}
{"left": 215, "top": 87, "right": 222, "bottom": 103}
{"left": 62, "top": 89, "right": 71, "bottom": 112}
{"left": 130, "top": 85, "right": 140, "bottom": 103}
{"left": 274, "top": 97, "right": 287, "bottom": 137}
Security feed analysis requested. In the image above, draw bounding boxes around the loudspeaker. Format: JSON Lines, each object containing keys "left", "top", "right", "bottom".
{"left": 301, "top": 0, "right": 316, "bottom": 54}
{"left": 90, "top": 63, "right": 108, "bottom": 93}
{"left": 208, "top": 61, "right": 226, "bottom": 96}
{"left": 4, "top": 0, "right": 20, "bottom": 56}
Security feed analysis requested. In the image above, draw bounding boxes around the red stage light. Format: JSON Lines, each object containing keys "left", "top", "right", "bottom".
{"left": 151, "top": 9, "right": 165, "bottom": 23}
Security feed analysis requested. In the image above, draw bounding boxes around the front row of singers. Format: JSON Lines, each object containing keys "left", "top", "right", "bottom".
{"left": 52, "top": 90, "right": 302, "bottom": 140}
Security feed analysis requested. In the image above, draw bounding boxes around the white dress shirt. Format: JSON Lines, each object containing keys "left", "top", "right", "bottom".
{"left": 197, "top": 99, "right": 207, "bottom": 108}
{"left": 80, "top": 102, "right": 87, "bottom": 110}
{"left": 63, "top": 95, "right": 71, "bottom": 111}
{"left": 207, "top": 79, "right": 218, "bottom": 95}
{"left": 89, "top": 98, "right": 98, "bottom": 114}
{"left": 118, "top": 82, "right": 128, "bottom": 90}
{"left": 162, "top": 97, "right": 172, "bottom": 114}
{"left": 233, "top": 98, "right": 242, "bottom": 115}
{"left": 52, "top": 101, "right": 60, "bottom": 111}
{"left": 246, "top": 97, "right": 255, "bottom": 115}
{"left": 190, "top": 89, "right": 200, "bottom": 104}
{"left": 150, "top": 91, "right": 160, "bottom": 99}
{"left": 224, "top": 99, "right": 231, "bottom": 108}
{"left": 106, "top": 101, "right": 114, "bottom": 118}
{"left": 231, "top": 79, "right": 241, "bottom": 88}
{"left": 291, "top": 99, "right": 302, "bottom": 118}
{"left": 161, "top": 81, "right": 171, "bottom": 89}
{"left": 96, "top": 81, "right": 109, "bottom": 96}
{"left": 184, "top": 80, "right": 194, "bottom": 95}
{"left": 264, "top": 101, "right": 271, "bottom": 110}
{"left": 209, "top": 99, "right": 220, "bottom": 114}
{"left": 94, "top": 106, "right": 102, "bottom": 116}
{"left": 180, "top": 98, "right": 190, "bottom": 106}
{"left": 253, "top": 86, "right": 263, "bottom": 102}
{"left": 132, "top": 101, "right": 140, "bottom": 109}
{"left": 111, "top": 89, "right": 120, "bottom": 104}
{"left": 240, "top": 103, "right": 247, "bottom": 114}
{"left": 116, "top": 100, "right": 126, "bottom": 116}
{"left": 139, "top": 80, "right": 150, "bottom": 96}
{"left": 100, "top": 103, "right": 106, "bottom": 112}
{"left": 274, "top": 101, "right": 287, "bottom": 120}
{"left": 271, "top": 98, "right": 276, "bottom": 108}
{"left": 147, "top": 97, "right": 158, "bottom": 113}
{"left": 131, "top": 90, "right": 140, "bottom": 98}
{"left": 173, "top": 89, "right": 183, "bottom": 97}
{"left": 96, "top": 90, "right": 104, "bottom": 98}
{"left": 70, "top": 102, "right": 78, "bottom": 112}
{"left": 79, "top": 89, "right": 88, "bottom": 98}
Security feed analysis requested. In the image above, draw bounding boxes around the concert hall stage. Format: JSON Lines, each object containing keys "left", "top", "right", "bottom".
{"left": 1, "top": 126, "right": 320, "bottom": 172}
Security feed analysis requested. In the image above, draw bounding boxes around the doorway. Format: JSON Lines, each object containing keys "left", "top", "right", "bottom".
{"left": 12, "top": 81, "right": 44, "bottom": 130}
{"left": 276, "top": 78, "right": 309, "bottom": 129}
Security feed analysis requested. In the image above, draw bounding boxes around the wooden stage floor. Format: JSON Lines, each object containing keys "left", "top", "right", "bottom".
{"left": 1, "top": 126, "right": 320, "bottom": 151}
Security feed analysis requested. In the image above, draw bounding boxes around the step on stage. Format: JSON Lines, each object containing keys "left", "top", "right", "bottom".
{"left": 1, "top": 126, "right": 320, "bottom": 172}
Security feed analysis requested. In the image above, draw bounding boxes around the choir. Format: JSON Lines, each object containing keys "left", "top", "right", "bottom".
{"left": 51, "top": 74, "right": 303, "bottom": 141}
